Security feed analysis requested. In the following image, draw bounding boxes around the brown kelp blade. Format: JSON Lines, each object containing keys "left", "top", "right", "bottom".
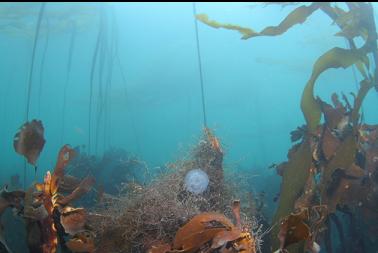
{"left": 13, "top": 119, "right": 46, "bottom": 166}
{"left": 278, "top": 209, "right": 310, "bottom": 249}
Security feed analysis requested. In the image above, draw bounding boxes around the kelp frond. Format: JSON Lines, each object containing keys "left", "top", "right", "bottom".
{"left": 301, "top": 47, "right": 369, "bottom": 133}
{"left": 196, "top": 14, "right": 255, "bottom": 40}
{"left": 197, "top": 3, "right": 322, "bottom": 40}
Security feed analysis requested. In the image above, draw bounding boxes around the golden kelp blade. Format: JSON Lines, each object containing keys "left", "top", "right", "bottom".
{"left": 13, "top": 119, "right": 46, "bottom": 166}
{"left": 197, "top": 3, "right": 321, "bottom": 40}
{"left": 196, "top": 14, "right": 256, "bottom": 40}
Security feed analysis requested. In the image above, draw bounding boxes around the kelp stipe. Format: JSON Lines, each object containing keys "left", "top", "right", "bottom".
{"left": 61, "top": 21, "right": 77, "bottom": 146}
{"left": 24, "top": 3, "right": 46, "bottom": 189}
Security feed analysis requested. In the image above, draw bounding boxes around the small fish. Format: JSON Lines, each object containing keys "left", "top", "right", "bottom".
{"left": 268, "top": 163, "right": 277, "bottom": 169}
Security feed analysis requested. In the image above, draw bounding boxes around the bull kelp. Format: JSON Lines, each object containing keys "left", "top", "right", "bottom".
{"left": 1, "top": 2, "right": 378, "bottom": 253}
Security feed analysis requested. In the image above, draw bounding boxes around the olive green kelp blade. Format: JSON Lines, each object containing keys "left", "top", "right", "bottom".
{"left": 301, "top": 47, "right": 368, "bottom": 133}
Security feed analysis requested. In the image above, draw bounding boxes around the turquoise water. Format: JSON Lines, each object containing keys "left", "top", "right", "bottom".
{"left": 1, "top": 3, "right": 378, "bottom": 252}
{"left": 1, "top": 3, "right": 377, "bottom": 186}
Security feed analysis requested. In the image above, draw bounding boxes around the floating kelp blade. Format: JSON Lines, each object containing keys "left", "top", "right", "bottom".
{"left": 13, "top": 119, "right": 46, "bottom": 166}
{"left": 197, "top": 3, "right": 321, "bottom": 40}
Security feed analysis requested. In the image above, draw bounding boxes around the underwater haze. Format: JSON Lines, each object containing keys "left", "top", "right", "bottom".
{"left": 1, "top": 2, "right": 378, "bottom": 253}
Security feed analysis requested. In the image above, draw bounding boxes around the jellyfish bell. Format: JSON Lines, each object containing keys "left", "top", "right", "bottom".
{"left": 184, "top": 168, "right": 209, "bottom": 194}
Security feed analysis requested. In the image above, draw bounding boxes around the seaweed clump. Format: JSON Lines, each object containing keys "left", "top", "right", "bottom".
{"left": 91, "top": 128, "right": 260, "bottom": 253}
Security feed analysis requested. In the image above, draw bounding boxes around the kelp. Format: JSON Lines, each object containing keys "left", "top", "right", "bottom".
{"left": 29, "top": 145, "right": 95, "bottom": 253}
{"left": 25, "top": 3, "right": 45, "bottom": 121}
{"left": 88, "top": 7, "right": 103, "bottom": 154}
{"left": 149, "top": 201, "right": 256, "bottom": 253}
{"left": 278, "top": 208, "right": 310, "bottom": 250}
{"left": 271, "top": 138, "right": 312, "bottom": 250}
{"left": 57, "top": 175, "right": 95, "bottom": 206}
{"left": 0, "top": 4, "right": 100, "bottom": 38}
{"left": 301, "top": 47, "right": 369, "bottom": 133}
{"left": 198, "top": 3, "right": 375, "bottom": 134}
{"left": 66, "top": 231, "right": 95, "bottom": 253}
{"left": 35, "top": 146, "right": 76, "bottom": 253}
{"left": 197, "top": 3, "right": 322, "bottom": 40}
{"left": 320, "top": 81, "right": 372, "bottom": 203}
{"left": 195, "top": 14, "right": 254, "bottom": 40}
{"left": 60, "top": 207, "right": 86, "bottom": 236}
{"left": 196, "top": 3, "right": 378, "bottom": 251}
{"left": 13, "top": 119, "right": 46, "bottom": 166}
{"left": 37, "top": 16, "right": 49, "bottom": 116}
{"left": 61, "top": 21, "right": 77, "bottom": 145}
{"left": 274, "top": 205, "right": 327, "bottom": 252}
{"left": 23, "top": 187, "right": 48, "bottom": 221}
{"left": 350, "top": 79, "right": 372, "bottom": 126}
{"left": 0, "top": 186, "right": 25, "bottom": 253}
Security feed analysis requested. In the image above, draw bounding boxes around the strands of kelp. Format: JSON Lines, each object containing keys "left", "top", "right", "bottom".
{"left": 94, "top": 5, "right": 117, "bottom": 155}
{"left": 192, "top": 2, "right": 208, "bottom": 128}
{"left": 101, "top": 46, "right": 114, "bottom": 153}
{"left": 88, "top": 7, "right": 103, "bottom": 155}
{"left": 24, "top": 3, "right": 46, "bottom": 189}
{"left": 95, "top": 16, "right": 108, "bottom": 155}
{"left": 25, "top": 3, "right": 46, "bottom": 121}
{"left": 103, "top": 7, "right": 118, "bottom": 151}
{"left": 112, "top": 4, "right": 141, "bottom": 153}
{"left": 117, "top": 55, "right": 142, "bottom": 155}
{"left": 61, "top": 22, "right": 77, "bottom": 145}
{"left": 37, "top": 17, "right": 50, "bottom": 117}
{"left": 94, "top": 56, "right": 105, "bottom": 155}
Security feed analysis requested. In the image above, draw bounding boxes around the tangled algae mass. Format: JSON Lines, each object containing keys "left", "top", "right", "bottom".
{"left": 1, "top": 2, "right": 378, "bottom": 253}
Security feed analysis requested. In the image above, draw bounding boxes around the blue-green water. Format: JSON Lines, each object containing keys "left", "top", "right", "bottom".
{"left": 1, "top": 2, "right": 377, "bottom": 185}
{"left": 1, "top": 3, "right": 378, "bottom": 253}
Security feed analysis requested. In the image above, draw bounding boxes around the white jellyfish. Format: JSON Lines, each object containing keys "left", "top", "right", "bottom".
{"left": 184, "top": 168, "right": 209, "bottom": 194}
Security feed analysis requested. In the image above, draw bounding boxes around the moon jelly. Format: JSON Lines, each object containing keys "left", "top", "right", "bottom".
{"left": 184, "top": 169, "right": 209, "bottom": 194}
